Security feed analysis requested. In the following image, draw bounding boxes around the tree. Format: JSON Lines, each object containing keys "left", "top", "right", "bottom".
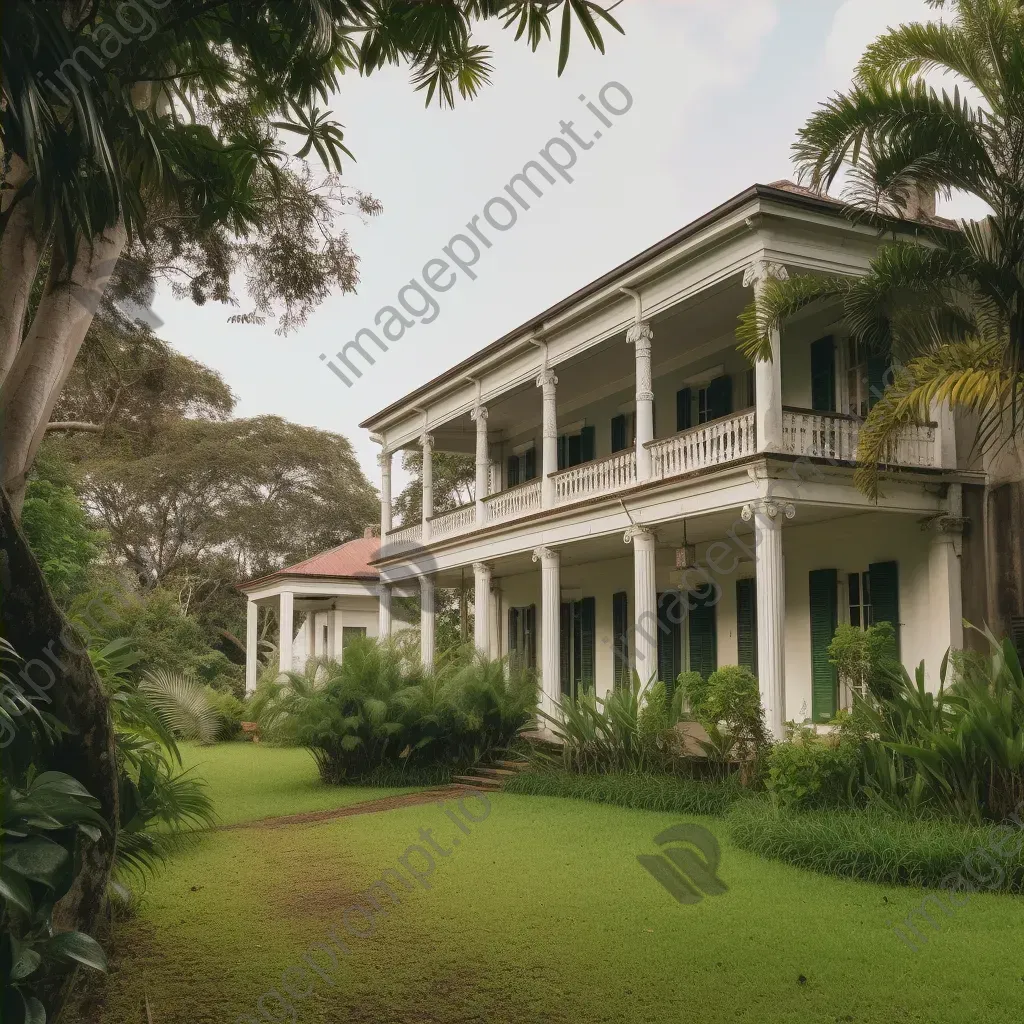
{"left": 1, "top": 1, "right": 623, "bottom": 511}
{"left": 394, "top": 448, "right": 476, "bottom": 526}
{"left": 738, "top": 0, "right": 1024, "bottom": 500}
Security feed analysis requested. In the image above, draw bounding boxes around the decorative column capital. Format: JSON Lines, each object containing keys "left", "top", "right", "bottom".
{"left": 532, "top": 545, "right": 559, "bottom": 565}
{"left": 742, "top": 499, "right": 796, "bottom": 523}
{"left": 470, "top": 404, "right": 489, "bottom": 423}
{"left": 623, "top": 524, "right": 655, "bottom": 544}
{"left": 626, "top": 321, "right": 653, "bottom": 353}
{"left": 472, "top": 560, "right": 491, "bottom": 575}
{"left": 420, "top": 432, "right": 434, "bottom": 451}
{"left": 742, "top": 260, "right": 789, "bottom": 292}
{"left": 536, "top": 368, "right": 558, "bottom": 390}
{"left": 376, "top": 450, "right": 392, "bottom": 469}
{"left": 928, "top": 514, "right": 968, "bottom": 535}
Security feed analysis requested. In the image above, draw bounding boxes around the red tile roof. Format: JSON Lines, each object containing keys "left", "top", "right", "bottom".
{"left": 239, "top": 533, "right": 380, "bottom": 590}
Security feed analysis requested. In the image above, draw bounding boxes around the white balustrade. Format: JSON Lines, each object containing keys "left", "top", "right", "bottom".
{"left": 484, "top": 480, "right": 542, "bottom": 524}
{"left": 552, "top": 450, "right": 637, "bottom": 504}
{"left": 429, "top": 503, "right": 476, "bottom": 539}
{"left": 781, "top": 409, "right": 935, "bottom": 467}
{"left": 382, "top": 523, "right": 422, "bottom": 551}
{"left": 649, "top": 410, "right": 757, "bottom": 480}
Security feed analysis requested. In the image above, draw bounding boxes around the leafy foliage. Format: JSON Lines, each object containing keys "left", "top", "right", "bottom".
{"left": 140, "top": 670, "right": 220, "bottom": 746}
{"left": 828, "top": 621, "right": 901, "bottom": 704}
{"left": 684, "top": 665, "right": 769, "bottom": 762}
{"left": 765, "top": 729, "right": 863, "bottom": 811}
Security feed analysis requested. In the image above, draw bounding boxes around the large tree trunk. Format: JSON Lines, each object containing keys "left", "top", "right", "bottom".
{"left": 0, "top": 222, "right": 127, "bottom": 512}
{"left": 0, "top": 155, "right": 45, "bottom": 384}
{"left": 0, "top": 484, "right": 119, "bottom": 1019}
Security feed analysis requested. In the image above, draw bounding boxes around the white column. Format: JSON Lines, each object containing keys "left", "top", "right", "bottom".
{"left": 378, "top": 582, "right": 392, "bottom": 638}
{"left": 931, "top": 485, "right": 965, "bottom": 660}
{"left": 537, "top": 369, "right": 558, "bottom": 507}
{"left": 472, "top": 405, "right": 489, "bottom": 524}
{"left": 305, "top": 612, "right": 317, "bottom": 669}
{"left": 626, "top": 526, "right": 658, "bottom": 687}
{"left": 278, "top": 590, "right": 294, "bottom": 674}
{"left": 742, "top": 499, "right": 794, "bottom": 740}
{"left": 378, "top": 449, "right": 392, "bottom": 540}
{"left": 931, "top": 400, "right": 957, "bottom": 469}
{"left": 533, "top": 546, "right": 561, "bottom": 720}
{"left": 331, "top": 608, "right": 345, "bottom": 661}
{"left": 473, "top": 561, "right": 492, "bottom": 656}
{"left": 245, "top": 599, "right": 259, "bottom": 693}
{"left": 743, "top": 260, "right": 789, "bottom": 453}
{"left": 421, "top": 432, "right": 434, "bottom": 541}
{"left": 420, "top": 574, "right": 436, "bottom": 672}
{"left": 627, "top": 322, "right": 655, "bottom": 482}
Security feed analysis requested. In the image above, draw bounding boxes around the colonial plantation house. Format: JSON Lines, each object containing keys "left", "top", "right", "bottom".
{"left": 355, "top": 179, "right": 1010, "bottom": 741}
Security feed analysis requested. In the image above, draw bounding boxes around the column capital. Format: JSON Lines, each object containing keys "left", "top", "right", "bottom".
{"left": 928, "top": 513, "right": 968, "bottom": 535}
{"left": 470, "top": 404, "right": 489, "bottom": 422}
{"left": 623, "top": 524, "right": 655, "bottom": 544}
{"left": 536, "top": 368, "right": 558, "bottom": 389}
{"left": 626, "top": 321, "right": 653, "bottom": 352}
{"left": 376, "top": 449, "right": 392, "bottom": 469}
{"left": 472, "top": 560, "right": 491, "bottom": 574}
{"left": 742, "top": 260, "right": 789, "bottom": 291}
{"left": 742, "top": 499, "right": 796, "bottom": 523}
{"left": 532, "top": 545, "right": 559, "bottom": 564}
{"left": 420, "top": 432, "right": 434, "bottom": 451}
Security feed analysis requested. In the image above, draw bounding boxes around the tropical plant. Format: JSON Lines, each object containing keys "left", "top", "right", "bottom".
{"left": 686, "top": 665, "right": 769, "bottom": 762}
{"left": 765, "top": 729, "right": 863, "bottom": 810}
{"left": 1, "top": 639, "right": 110, "bottom": 1024}
{"left": 737, "top": 0, "right": 1024, "bottom": 498}
{"left": 828, "top": 621, "right": 901, "bottom": 704}
{"left": 856, "top": 626, "right": 1024, "bottom": 821}
{"left": 139, "top": 669, "right": 219, "bottom": 745}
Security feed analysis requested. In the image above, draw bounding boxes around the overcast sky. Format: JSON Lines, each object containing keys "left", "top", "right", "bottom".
{"left": 151, "top": 0, "right": 987, "bottom": 489}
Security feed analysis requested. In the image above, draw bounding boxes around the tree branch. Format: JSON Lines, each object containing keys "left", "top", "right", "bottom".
{"left": 45, "top": 421, "right": 104, "bottom": 434}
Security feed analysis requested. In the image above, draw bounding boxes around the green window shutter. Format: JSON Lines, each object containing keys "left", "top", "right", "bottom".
{"left": 579, "top": 597, "right": 596, "bottom": 692}
{"left": 559, "top": 601, "right": 572, "bottom": 696}
{"left": 676, "top": 388, "right": 692, "bottom": 431}
{"left": 809, "top": 568, "right": 839, "bottom": 723}
{"left": 526, "top": 604, "right": 537, "bottom": 670}
{"left": 736, "top": 577, "right": 758, "bottom": 677}
{"left": 507, "top": 455, "right": 520, "bottom": 487}
{"left": 810, "top": 336, "right": 836, "bottom": 412}
{"left": 611, "top": 414, "right": 627, "bottom": 453}
{"left": 866, "top": 350, "right": 890, "bottom": 410}
{"left": 567, "top": 433, "right": 582, "bottom": 467}
{"left": 707, "top": 375, "right": 733, "bottom": 421}
{"left": 612, "top": 591, "right": 629, "bottom": 688}
{"left": 557, "top": 435, "right": 567, "bottom": 471}
{"left": 688, "top": 591, "right": 717, "bottom": 680}
{"left": 579, "top": 425, "right": 596, "bottom": 463}
{"left": 869, "top": 560, "right": 901, "bottom": 657}
{"left": 524, "top": 447, "right": 537, "bottom": 481}
{"left": 508, "top": 606, "right": 520, "bottom": 656}
{"left": 657, "top": 592, "right": 683, "bottom": 697}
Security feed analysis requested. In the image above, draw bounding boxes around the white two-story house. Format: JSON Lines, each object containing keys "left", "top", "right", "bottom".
{"left": 361, "top": 181, "right": 984, "bottom": 739}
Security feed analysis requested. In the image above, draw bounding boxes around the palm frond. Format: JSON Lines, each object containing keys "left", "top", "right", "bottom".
{"left": 139, "top": 669, "right": 219, "bottom": 745}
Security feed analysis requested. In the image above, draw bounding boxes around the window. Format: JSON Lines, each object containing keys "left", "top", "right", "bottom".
{"left": 557, "top": 426, "right": 595, "bottom": 470}
{"left": 697, "top": 387, "right": 710, "bottom": 425}
{"left": 846, "top": 337, "right": 890, "bottom": 418}
{"left": 848, "top": 571, "right": 872, "bottom": 629}
{"left": 508, "top": 605, "right": 537, "bottom": 671}
{"left": 612, "top": 592, "right": 629, "bottom": 688}
{"left": 322, "top": 624, "right": 329, "bottom": 655}
{"left": 736, "top": 577, "right": 757, "bottom": 676}
{"left": 342, "top": 626, "right": 366, "bottom": 648}
{"left": 559, "top": 597, "right": 596, "bottom": 699}
{"left": 506, "top": 446, "right": 536, "bottom": 487}
{"left": 810, "top": 336, "right": 836, "bottom": 412}
{"left": 610, "top": 414, "right": 634, "bottom": 454}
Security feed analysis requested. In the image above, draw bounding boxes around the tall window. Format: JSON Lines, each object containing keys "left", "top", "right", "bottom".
{"left": 322, "top": 624, "right": 329, "bottom": 655}
{"left": 342, "top": 626, "right": 366, "bottom": 648}
{"left": 557, "top": 426, "right": 596, "bottom": 469}
{"left": 846, "top": 338, "right": 890, "bottom": 418}
{"left": 506, "top": 446, "right": 536, "bottom": 487}
{"left": 508, "top": 605, "right": 537, "bottom": 671}
{"left": 848, "top": 572, "right": 872, "bottom": 629}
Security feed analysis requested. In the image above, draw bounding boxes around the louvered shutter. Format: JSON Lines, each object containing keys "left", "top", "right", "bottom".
{"left": 508, "top": 607, "right": 520, "bottom": 670}
{"left": 676, "top": 388, "right": 692, "bottom": 431}
{"left": 557, "top": 435, "right": 567, "bottom": 471}
{"left": 869, "top": 560, "right": 901, "bottom": 657}
{"left": 612, "top": 591, "right": 629, "bottom": 688}
{"left": 580, "top": 426, "right": 596, "bottom": 463}
{"left": 809, "top": 568, "right": 839, "bottom": 722}
{"left": 523, "top": 447, "right": 537, "bottom": 481}
{"left": 866, "top": 350, "right": 890, "bottom": 410}
{"left": 611, "top": 415, "right": 627, "bottom": 453}
{"left": 580, "top": 597, "right": 596, "bottom": 692}
{"left": 657, "top": 592, "right": 683, "bottom": 698}
{"left": 736, "top": 577, "right": 758, "bottom": 677}
{"left": 507, "top": 455, "right": 520, "bottom": 488}
{"left": 707, "top": 375, "right": 733, "bottom": 421}
{"left": 526, "top": 604, "right": 537, "bottom": 669}
{"left": 688, "top": 591, "right": 717, "bottom": 680}
{"left": 810, "top": 336, "right": 836, "bottom": 412}
{"left": 559, "top": 602, "right": 571, "bottom": 696}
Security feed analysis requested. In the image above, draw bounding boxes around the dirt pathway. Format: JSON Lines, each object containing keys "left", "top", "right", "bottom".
{"left": 215, "top": 786, "right": 474, "bottom": 830}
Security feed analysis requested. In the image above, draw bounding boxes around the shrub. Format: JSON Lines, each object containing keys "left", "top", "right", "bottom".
{"left": 688, "top": 665, "right": 768, "bottom": 761}
{"left": 766, "top": 729, "right": 862, "bottom": 810}
{"left": 828, "top": 621, "right": 900, "bottom": 704}
{"left": 505, "top": 769, "right": 739, "bottom": 816}
{"left": 674, "top": 670, "right": 707, "bottom": 715}
{"left": 206, "top": 687, "right": 246, "bottom": 740}
{"left": 727, "top": 799, "right": 1024, "bottom": 892}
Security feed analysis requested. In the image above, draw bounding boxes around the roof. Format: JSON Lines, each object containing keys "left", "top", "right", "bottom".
{"left": 239, "top": 533, "right": 380, "bottom": 591}
{"left": 360, "top": 179, "right": 955, "bottom": 431}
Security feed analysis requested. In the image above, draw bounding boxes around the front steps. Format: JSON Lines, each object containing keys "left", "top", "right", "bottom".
{"left": 452, "top": 759, "right": 530, "bottom": 792}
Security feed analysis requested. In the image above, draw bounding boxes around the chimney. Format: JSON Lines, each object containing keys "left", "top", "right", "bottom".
{"left": 898, "top": 182, "right": 936, "bottom": 221}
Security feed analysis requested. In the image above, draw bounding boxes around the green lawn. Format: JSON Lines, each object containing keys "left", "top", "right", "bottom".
{"left": 75, "top": 746, "right": 1024, "bottom": 1023}
{"left": 177, "top": 742, "right": 422, "bottom": 825}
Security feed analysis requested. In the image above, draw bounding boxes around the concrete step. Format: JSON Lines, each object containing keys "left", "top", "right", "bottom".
{"left": 495, "top": 760, "right": 531, "bottom": 770}
{"left": 468, "top": 767, "right": 517, "bottom": 778}
{"left": 452, "top": 775, "right": 502, "bottom": 790}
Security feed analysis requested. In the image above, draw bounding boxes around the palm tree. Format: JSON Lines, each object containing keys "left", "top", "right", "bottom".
{"left": 737, "top": 0, "right": 1024, "bottom": 498}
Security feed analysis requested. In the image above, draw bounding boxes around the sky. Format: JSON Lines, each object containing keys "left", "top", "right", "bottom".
{"left": 150, "top": 0, "right": 988, "bottom": 489}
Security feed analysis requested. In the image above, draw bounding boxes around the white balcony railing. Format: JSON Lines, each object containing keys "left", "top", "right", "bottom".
{"left": 429, "top": 503, "right": 476, "bottom": 539}
{"left": 781, "top": 409, "right": 935, "bottom": 468}
{"left": 485, "top": 480, "right": 541, "bottom": 524}
{"left": 384, "top": 523, "right": 422, "bottom": 550}
{"left": 553, "top": 450, "right": 637, "bottom": 505}
{"left": 649, "top": 409, "right": 757, "bottom": 480}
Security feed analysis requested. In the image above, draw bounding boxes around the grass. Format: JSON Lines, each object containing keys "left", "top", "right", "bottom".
{"left": 177, "top": 741, "right": 423, "bottom": 826}
{"left": 505, "top": 768, "right": 738, "bottom": 816}
{"left": 69, "top": 745, "right": 1024, "bottom": 1024}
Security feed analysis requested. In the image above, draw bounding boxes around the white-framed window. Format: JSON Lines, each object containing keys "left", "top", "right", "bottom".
{"left": 847, "top": 571, "right": 873, "bottom": 629}
{"left": 697, "top": 386, "right": 710, "bottom": 424}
